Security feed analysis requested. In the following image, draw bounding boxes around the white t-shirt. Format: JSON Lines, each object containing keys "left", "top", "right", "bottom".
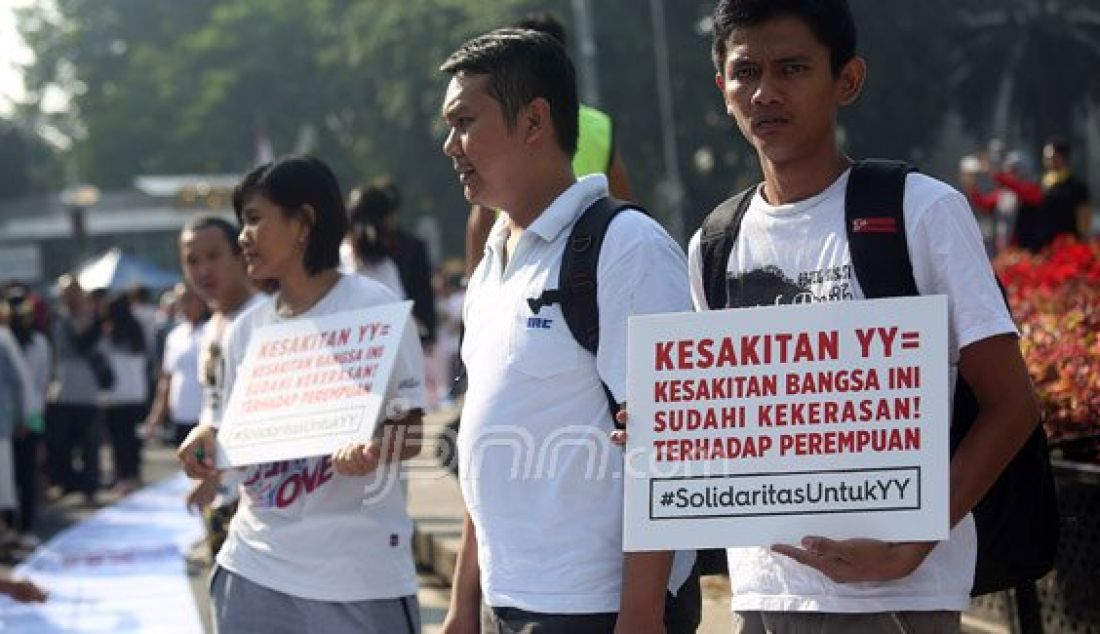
{"left": 357, "top": 257, "right": 407, "bottom": 300}
{"left": 198, "top": 295, "right": 266, "bottom": 429}
{"left": 98, "top": 341, "right": 148, "bottom": 407}
{"left": 22, "top": 332, "right": 51, "bottom": 417}
{"left": 214, "top": 274, "right": 426, "bottom": 602}
{"left": 162, "top": 320, "right": 206, "bottom": 424}
{"left": 460, "top": 174, "right": 694, "bottom": 614}
{"left": 199, "top": 293, "right": 266, "bottom": 508}
{"left": 686, "top": 169, "right": 1018, "bottom": 613}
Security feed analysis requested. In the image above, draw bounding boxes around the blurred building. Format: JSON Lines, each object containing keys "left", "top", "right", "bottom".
{"left": 0, "top": 175, "right": 237, "bottom": 289}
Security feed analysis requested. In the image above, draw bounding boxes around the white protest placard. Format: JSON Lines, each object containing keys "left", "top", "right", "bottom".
{"left": 624, "top": 295, "right": 949, "bottom": 551}
{"left": 215, "top": 301, "right": 412, "bottom": 467}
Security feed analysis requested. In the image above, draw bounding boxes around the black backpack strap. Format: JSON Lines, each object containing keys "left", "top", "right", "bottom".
{"left": 700, "top": 185, "right": 756, "bottom": 309}
{"left": 558, "top": 196, "right": 634, "bottom": 354}
{"left": 528, "top": 196, "right": 636, "bottom": 427}
{"left": 845, "top": 159, "right": 917, "bottom": 297}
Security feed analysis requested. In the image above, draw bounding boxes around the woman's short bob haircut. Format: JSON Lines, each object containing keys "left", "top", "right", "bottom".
{"left": 232, "top": 154, "right": 347, "bottom": 276}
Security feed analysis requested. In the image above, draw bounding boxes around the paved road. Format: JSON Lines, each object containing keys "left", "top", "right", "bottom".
{"left": 7, "top": 422, "right": 1001, "bottom": 633}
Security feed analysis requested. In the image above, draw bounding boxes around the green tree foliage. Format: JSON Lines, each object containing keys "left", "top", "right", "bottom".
{"left": 18, "top": 0, "right": 551, "bottom": 250}
{"left": 16, "top": 1, "right": 1100, "bottom": 253}
{"left": 0, "top": 119, "right": 63, "bottom": 199}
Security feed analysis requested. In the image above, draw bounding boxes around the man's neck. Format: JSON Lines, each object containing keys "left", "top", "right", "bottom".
{"left": 501, "top": 164, "right": 576, "bottom": 229}
{"left": 759, "top": 151, "right": 851, "bottom": 205}
{"left": 214, "top": 284, "right": 255, "bottom": 317}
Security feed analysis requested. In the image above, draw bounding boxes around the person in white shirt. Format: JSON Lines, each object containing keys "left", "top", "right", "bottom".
{"left": 667, "top": 2, "right": 1040, "bottom": 632}
{"left": 176, "top": 215, "right": 264, "bottom": 560}
{"left": 178, "top": 154, "right": 426, "bottom": 633}
{"left": 344, "top": 183, "right": 409, "bottom": 299}
{"left": 144, "top": 283, "right": 208, "bottom": 446}
{"left": 99, "top": 293, "right": 149, "bottom": 496}
{"left": 6, "top": 291, "right": 51, "bottom": 546}
{"left": 438, "top": 29, "right": 695, "bottom": 634}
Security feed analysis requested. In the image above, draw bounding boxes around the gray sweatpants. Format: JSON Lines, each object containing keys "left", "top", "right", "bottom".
{"left": 210, "top": 565, "right": 420, "bottom": 634}
{"left": 732, "top": 610, "right": 960, "bottom": 634}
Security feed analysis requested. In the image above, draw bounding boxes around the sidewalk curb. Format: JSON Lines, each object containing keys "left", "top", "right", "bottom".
{"left": 413, "top": 522, "right": 461, "bottom": 585}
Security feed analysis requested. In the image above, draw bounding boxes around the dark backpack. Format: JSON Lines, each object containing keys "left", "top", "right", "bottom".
{"left": 527, "top": 196, "right": 705, "bottom": 628}
{"left": 698, "top": 159, "right": 1059, "bottom": 596}
{"left": 527, "top": 196, "right": 728, "bottom": 580}
{"left": 525, "top": 196, "right": 635, "bottom": 428}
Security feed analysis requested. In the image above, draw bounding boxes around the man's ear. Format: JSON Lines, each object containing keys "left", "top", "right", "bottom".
{"left": 837, "top": 56, "right": 866, "bottom": 106}
{"left": 716, "top": 72, "right": 736, "bottom": 118}
{"left": 298, "top": 204, "right": 317, "bottom": 242}
{"left": 522, "top": 97, "right": 553, "bottom": 145}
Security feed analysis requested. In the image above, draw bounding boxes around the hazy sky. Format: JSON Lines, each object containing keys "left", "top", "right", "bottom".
{"left": 0, "top": 0, "right": 32, "bottom": 116}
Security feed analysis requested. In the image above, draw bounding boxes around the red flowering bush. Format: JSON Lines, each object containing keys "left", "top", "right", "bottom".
{"left": 995, "top": 236, "right": 1100, "bottom": 461}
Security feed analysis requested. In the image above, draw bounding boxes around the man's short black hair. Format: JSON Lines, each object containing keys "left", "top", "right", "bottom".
{"left": 513, "top": 12, "right": 567, "bottom": 47}
{"left": 232, "top": 154, "right": 347, "bottom": 276}
{"left": 182, "top": 215, "right": 242, "bottom": 255}
{"left": 711, "top": 0, "right": 857, "bottom": 75}
{"left": 441, "top": 28, "right": 579, "bottom": 157}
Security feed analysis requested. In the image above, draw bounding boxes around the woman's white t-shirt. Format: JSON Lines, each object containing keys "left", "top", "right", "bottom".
{"left": 213, "top": 274, "right": 426, "bottom": 602}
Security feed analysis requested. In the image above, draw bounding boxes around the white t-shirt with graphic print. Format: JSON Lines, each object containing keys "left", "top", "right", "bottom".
{"left": 687, "top": 169, "right": 1017, "bottom": 613}
{"left": 200, "top": 292, "right": 267, "bottom": 508}
{"left": 213, "top": 273, "right": 426, "bottom": 602}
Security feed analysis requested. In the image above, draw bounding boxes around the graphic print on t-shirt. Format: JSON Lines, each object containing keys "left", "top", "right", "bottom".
{"left": 241, "top": 457, "right": 335, "bottom": 509}
{"left": 726, "top": 263, "right": 856, "bottom": 308}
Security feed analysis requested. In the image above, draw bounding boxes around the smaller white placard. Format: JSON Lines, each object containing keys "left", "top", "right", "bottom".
{"left": 216, "top": 301, "right": 412, "bottom": 467}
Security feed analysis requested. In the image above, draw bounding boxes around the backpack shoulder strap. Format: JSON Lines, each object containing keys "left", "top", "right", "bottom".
{"left": 556, "top": 196, "right": 635, "bottom": 355}
{"left": 549, "top": 196, "right": 637, "bottom": 427}
{"left": 845, "top": 159, "right": 917, "bottom": 298}
{"left": 700, "top": 185, "right": 756, "bottom": 309}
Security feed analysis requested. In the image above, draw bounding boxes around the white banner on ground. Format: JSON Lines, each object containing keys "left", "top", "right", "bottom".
{"left": 624, "top": 296, "right": 950, "bottom": 551}
{"left": 216, "top": 301, "right": 413, "bottom": 468}
{"left": 0, "top": 474, "right": 206, "bottom": 632}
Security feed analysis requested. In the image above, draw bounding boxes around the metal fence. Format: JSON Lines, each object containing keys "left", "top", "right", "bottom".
{"left": 967, "top": 461, "right": 1100, "bottom": 633}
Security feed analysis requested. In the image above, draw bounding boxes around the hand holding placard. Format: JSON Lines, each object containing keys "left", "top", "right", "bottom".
{"left": 771, "top": 536, "right": 936, "bottom": 583}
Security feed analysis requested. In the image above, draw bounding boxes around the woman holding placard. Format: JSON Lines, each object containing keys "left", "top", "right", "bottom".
{"left": 177, "top": 154, "right": 425, "bottom": 633}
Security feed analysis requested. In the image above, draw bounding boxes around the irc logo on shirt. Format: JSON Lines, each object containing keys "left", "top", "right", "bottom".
{"left": 526, "top": 316, "right": 553, "bottom": 330}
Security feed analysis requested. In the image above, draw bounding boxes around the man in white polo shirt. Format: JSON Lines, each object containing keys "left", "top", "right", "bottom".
{"left": 438, "top": 29, "right": 695, "bottom": 634}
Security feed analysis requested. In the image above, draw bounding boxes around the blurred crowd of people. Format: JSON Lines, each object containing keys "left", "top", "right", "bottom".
{"left": 960, "top": 137, "right": 1092, "bottom": 255}
{"left": 0, "top": 175, "right": 467, "bottom": 581}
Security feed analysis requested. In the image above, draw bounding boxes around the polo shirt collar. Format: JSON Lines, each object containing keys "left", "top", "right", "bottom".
{"left": 526, "top": 174, "right": 609, "bottom": 243}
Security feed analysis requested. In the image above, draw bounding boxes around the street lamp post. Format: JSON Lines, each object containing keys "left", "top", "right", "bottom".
{"left": 650, "top": 0, "right": 685, "bottom": 244}
{"left": 60, "top": 184, "right": 101, "bottom": 261}
{"left": 570, "top": 0, "right": 601, "bottom": 107}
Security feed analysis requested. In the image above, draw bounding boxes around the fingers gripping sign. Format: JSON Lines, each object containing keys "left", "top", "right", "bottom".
{"left": 610, "top": 404, "right": 629, "bottom": 447}
{"left": 176, "top": 424, "right": 219, "bottom": 480}
{"left": 771, "top": 536, "right": 937, "bottom": 584}
{"left": 332, "top": 441, "right": 382, "bottom": 477}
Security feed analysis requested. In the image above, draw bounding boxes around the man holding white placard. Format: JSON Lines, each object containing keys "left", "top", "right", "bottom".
{"left": 679, "top": 1, "right": 1040, "bottom": 632}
